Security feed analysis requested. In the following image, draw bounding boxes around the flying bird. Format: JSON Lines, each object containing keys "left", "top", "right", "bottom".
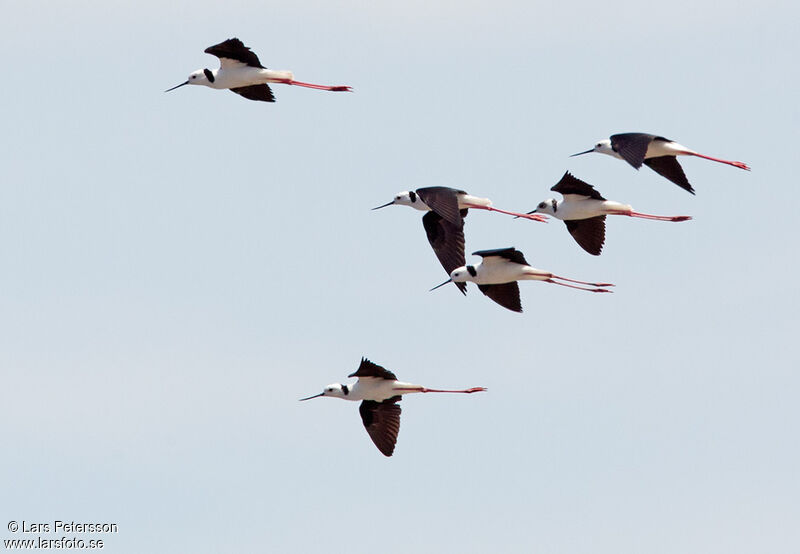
{"left": 300, "top": 357, "right": 486, "bottom": 457}
{"left": 571, "top": 132, "right": 750, "bottom": 194}
{"left": 166, "top": 38, "right": 351, "bottom": 102}
{"left": 528, "top": 172, "right": 692, "bottom": 255}
{"left": 373, "top": 187, "right": 546, "bottom": 294}
{"left": 431, "top": 247, "right": 614, "bottom": 312}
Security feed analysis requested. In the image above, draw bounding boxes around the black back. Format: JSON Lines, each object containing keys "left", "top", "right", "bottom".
{"left": 230, "top": 84, "right": 275, "bottom": 103}
{"left": 610, "top": 133, "right": 665, "bottom": 169}
{"left": 416, "top": 187, "right": 466, "bottom": 226}
{"left": 359, "top": 397, "right": 402, "bottom": 457}
{"left": 422, "top": 211, "right": 467, "bottom": 295}
{"left": 564, "top": 216, "right": 606, "bottom": 256}
{"left": 348, "top": 357, "right": 398, "bottom": 381}
{"left": 643, "top": 156, "right": 695, "bottom": 194}
{"left": 478, "top": 283, "right": 522, "bottom": 313}
{"left": 204, "top": 38, "right": 266, "bottom": 68}
{"left": 472, "top": 247, "right": 530, "bottom": 266}
{"left": 551, "top": 171, "right": 605, "bottom": 200}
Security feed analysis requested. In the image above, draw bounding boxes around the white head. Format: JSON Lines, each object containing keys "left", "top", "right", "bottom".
{"left": 165, "top": 68, "right": 215, "bottom": 92}
{"left": 429, "top": 264, "right": 477, "bottom": 291}
{"left": 450, "top": 265, "right": 478, "bottom": 283}
{"left": 299, "top": 383, "right": 350, "bottom": 401}
{"left": 529, "top": 198, "right": 558, "bottom": 216}
{"left": 572, "top": 138, "right": 614, "bottom": 157}
{"left": 372, "top": 190, "right": 424, "bottom": 211}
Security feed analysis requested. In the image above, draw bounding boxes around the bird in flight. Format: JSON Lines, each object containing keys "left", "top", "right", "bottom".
{"left": 166, "top": 38, "right": 352, "bottom": 102}
{"left": 300, "top": 357, "right": 486, "bottom": 457}
{"left": 571, "top": 132, "right": 750, "bottom": 194}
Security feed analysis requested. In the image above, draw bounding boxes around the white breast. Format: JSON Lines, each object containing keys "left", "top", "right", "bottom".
{"left": 474, "top": 261, "right": 527, "bottom": 284}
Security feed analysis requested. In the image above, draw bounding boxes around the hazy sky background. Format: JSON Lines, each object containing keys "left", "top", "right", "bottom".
{"left": 2, "top": 0, "right": 799, "bottom": 552}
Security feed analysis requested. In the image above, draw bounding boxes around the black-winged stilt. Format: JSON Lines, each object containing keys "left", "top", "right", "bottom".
{"left": 373, "top": 187, "right": 546, "bottom": 294}
{"left": 166, "top": 38, "right": 352, "bottom": 102}
{"left": 430, "top": 247, "right": 614, "bottom": 312}
{"left": 571, "top": 132, "right": 750, "bottom": 194}
{"left": 300, "top": 357, "right": 486, "bottom": 457}
{"left": 527, "top": 172, "right": 692, "bottom": 255}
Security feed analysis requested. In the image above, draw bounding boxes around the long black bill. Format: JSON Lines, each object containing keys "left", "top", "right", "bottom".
{"left": 429, "top": 278, "right": 452, "bottom": 291}
{"left": 570, "top": 148, "right": 594, "bottom": 157}
{"left": 165, "top": 81, "right": 189, "bottom": 93}
{"left": 299, "top": 392, "right": 324, "bottom": 401}
{"left": 371, "top": 201, "right": 394, "bottom": 210}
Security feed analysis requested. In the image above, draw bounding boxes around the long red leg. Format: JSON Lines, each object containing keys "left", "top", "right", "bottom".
{"left": 465, "top": 204, "right": 548, "bottom": 223}
{"left": 550, "top": 274, "right": 615, "bottom": 287}
{"left": 609, "top": 210, "right": 691, "bottom": 222}
{"left": 421, "top": 387, "right": 487, "bottom": 394}
{"left": 546, "top": 279, "right": 613, "bottom": 293}
{"left": 687, "top": 152, "right": 750, "bottom": 170}
{"left": 286, "top": 80, "right": 352, "bottom": 92}
{"left": 392, "top": 386, "right": 487, "bottom": 393}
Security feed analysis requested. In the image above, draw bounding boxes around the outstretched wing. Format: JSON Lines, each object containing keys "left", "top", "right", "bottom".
{"left": 422, "top": 211, "right": 467, "bottom": 294}
{"left": 205, "top": 38, "right": 266, "bottom": 69}
{"left": 551, "top": 171, "right": 605, "bottom": 200}
{"left": 472, "top": 247, "right": 530, "bottom": 266}
{"left": 478, "top": 283, "right": 522, "bottom": 313}
{"left": 643, "top": 156, "right": 695, "bottom": 194}
{"left": 359, "top": 397, "right": 402, "bottom": 457}
{"left": 564, "top": 216, "right": 606, "bottom": 256}
{"left": 348, "top": 357, "right": 398, "bottom": 380}
{"left": 610, "top": 133, "right": 656, "bottom": 169}
{"left": 230, "top": 84, "right": 275, "bottom": 102}
{"left": 416, "top": 187, "right": 465, "bottom": 226}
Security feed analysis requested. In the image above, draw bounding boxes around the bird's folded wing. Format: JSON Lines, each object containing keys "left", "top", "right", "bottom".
{"left": 359, "top": 398, "right": 402, "bottom": 457}
{"left": 478, "top": 282, "right": 522, "bottom": 313}
{"left": 472, "top": 247, "right": 529, "bottom": 267}
{"left": 564, "top": 216, "right": 606, "bottom": 256}
{"left": 205, "top": 38, "right": 266, "bottom": 69}
{"left": 230, "top": 84, "right": 275, "bottom": 102}
{"left": 551, "top": 171, "right": 605, "bottom": 200}
{"left": 610, "top": 133, "right": 653, "bottom": 168}
{"left": 416, "top": 187, "right": 464, "bottom": 226}
{"left": 349, "top": 358, "right": 398, "bottom": 380}
{"left": 422, "top": 211, "right": 467, "bottom": 294}
{"left": 643, "top": 156, "right": 695, "bottom": 194}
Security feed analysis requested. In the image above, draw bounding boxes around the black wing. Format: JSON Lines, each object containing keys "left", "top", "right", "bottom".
{"left": 204, "top": 38, "right": 265, "bottom": 68}
{"left": 359, "top": 397, "right": 402, "bottom": 457}
{"left": 422, "top": 211, "right": 467, "bottom": 295}
{"left": 564, "top": 216, "right": 606, "bottom": 256}
{"left": 416, "top": 187, "right": 465, "bottom": 226}
{"left": 348, "top": 357, "right": 398, "bottom": 380}
{"left": 472, "top": 247, "right": 530, "bottom": 266}
{"left": 230, "top": 84, "right": 275, "bottom": 103}
{"left": 551, "top": 171, "right": 605, "bottom": 200}
{"left": 610, "top": 133, "right": 658, "bottom": 169}
{"left": 478, "top": 283, "right": 522, "bottom": 313}
{"left": 643, "top": 156, "right": 695, "bottom": 194}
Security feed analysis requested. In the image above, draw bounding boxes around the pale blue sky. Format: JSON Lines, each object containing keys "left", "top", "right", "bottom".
{"left": 2, "top": 1, "right": 799, "bottom": 552}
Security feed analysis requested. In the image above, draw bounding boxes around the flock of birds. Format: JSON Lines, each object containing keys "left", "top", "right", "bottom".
{"left": 169, "top": 38, "right": 750, "bottom": 456}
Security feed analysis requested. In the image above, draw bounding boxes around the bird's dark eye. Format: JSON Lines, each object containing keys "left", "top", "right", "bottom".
{"left": 538, "top": 202, "right": 546, "bottom": 208}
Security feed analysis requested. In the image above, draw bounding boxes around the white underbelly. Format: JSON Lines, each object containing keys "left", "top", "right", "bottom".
{"left": 474, "top": 264, "right": 526, "bottom": 284}
{"left": 646, "top": 140, "right": 691, "bottom": 158}
{"left": 457, "top": 194, "right": 491, "bottom": 209}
